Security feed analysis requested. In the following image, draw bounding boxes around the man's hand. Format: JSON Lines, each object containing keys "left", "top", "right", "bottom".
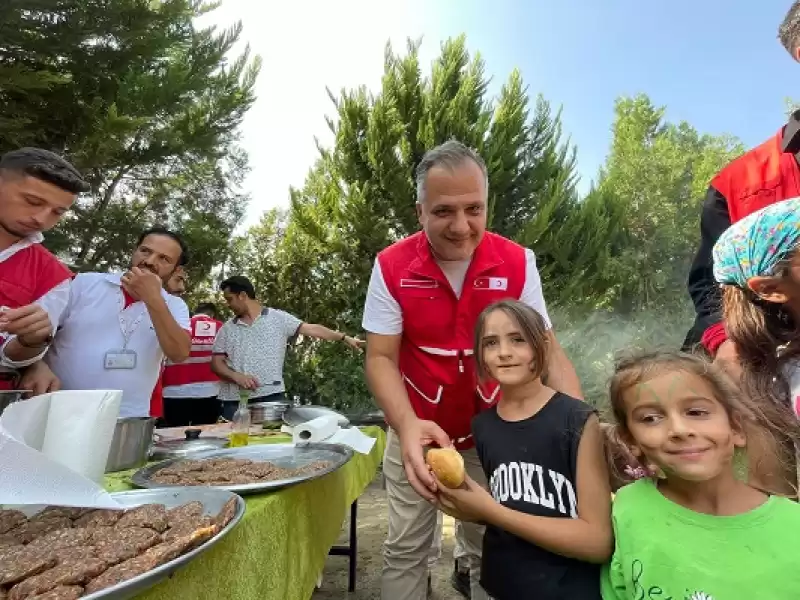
{"left": 343, "top": 335, "right": 365, "bottom": 351}
{"left": 233, "top": 373, "right": 259, "bottom": 391}
{"left": 397, "top": 418, "right": 452, "bottom": 501}
{"left": 121, "top": 267, "right": 163, "bottom": 305}
{"left": 434, "top": 473, "right": 494, "bottom": 524}
{"left": 19, "top": 361, "right": 61, "bottom": 396}
{"left": 713, "top": 339, "right": 742, "bottom": 381}
{"left": 0, "top": 305, "right": 53, "bottom": 347}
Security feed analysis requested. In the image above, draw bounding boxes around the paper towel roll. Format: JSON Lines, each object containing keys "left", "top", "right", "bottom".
{"left": 292, "top": 415, "right": 338, "bottom": 444}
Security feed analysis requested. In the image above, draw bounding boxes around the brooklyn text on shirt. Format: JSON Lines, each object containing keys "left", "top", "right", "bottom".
{"left": 489, "top": 461, "right": 577, "bottom": 518}
{"left": 630, "top": 558, "right": 713, "bottom": 600}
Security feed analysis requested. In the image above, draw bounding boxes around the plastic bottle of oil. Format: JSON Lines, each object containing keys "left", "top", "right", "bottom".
{"left": 230, "top": 390, "right": 251, "bottom": 447}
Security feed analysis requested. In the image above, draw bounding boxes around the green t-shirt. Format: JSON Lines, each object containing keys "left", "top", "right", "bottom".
{"left": 602, "top": 478, "right": 800, "bottom": 600}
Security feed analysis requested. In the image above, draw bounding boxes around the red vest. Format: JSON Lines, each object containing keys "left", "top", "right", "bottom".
{"left": 712, "top": 130, "right": 800, "bottom": 224}
{"left": 162, "top": 315, "right": 222, "bottom": 388}
{"left": 379, "top": 231, "right": 526, "bottom": 448}
{"left": 0, "top": 242, "right": 72, "bottom": 309}
{"left": 0, "top": 241, "right": 72, "bottom": 390}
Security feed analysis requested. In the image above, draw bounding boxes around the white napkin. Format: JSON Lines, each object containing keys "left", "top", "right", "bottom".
{"left": 0, "top": 390, "right": 123, "bottom": 509}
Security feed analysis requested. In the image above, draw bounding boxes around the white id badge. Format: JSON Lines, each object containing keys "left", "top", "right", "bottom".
{"left": 104, "top": 349, "right": 137, "bottom": 370}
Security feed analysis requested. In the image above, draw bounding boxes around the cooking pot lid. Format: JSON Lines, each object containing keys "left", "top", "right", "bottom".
{"left": 151, "top": 434, "right": 229, "bottom": 459}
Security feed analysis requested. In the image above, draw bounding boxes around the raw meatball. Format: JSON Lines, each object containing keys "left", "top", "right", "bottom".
{"left": 215, "top": 498, "right": 238, "bottom": 529}
{"left": 27, "top": 530, "right": 92, "bottom": 553}
{"left": 166, "top": 501, "right": 203, "bottom": 525}
{"left": 7, "top": 558, "right": 106, "bottom": 600}
{"left": 0, "top": 511, "right": 26, "bottom": 536}
{"left": 7, "top": 518, "right": 71, "bottom": 545}
{"left": 73, "top": 510, "right": 122, "bottom": 529}
{"left": 116, "top": 505, "right": 168, "bottom": 533}
{"left": 163, "top": 516, "right": 214, "bottom": 541}
{"left": 0, "top": 550, "right": 56, "bottom": 586}
{"left": 83, "top": 553, "right": 160, "bottom": 595}
{"left": 26, "top": 587, "right": 83, "bottom": 600}
{"left": 91, "top": 527, "right": 160, "bottom": 565}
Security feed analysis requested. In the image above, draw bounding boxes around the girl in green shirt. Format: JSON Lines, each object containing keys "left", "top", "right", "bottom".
{"left": 601, "top": 350, "right": 800, "bottom": 600}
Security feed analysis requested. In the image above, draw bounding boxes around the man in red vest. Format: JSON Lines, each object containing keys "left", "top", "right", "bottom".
{"left": 162, "top": 302, "right": 223, "bottom": 426}
{"left": 684, "top": 2, "right": 800, "bottom": 370}
{"left": 149, "top": 266, "right": 189, "bottom": 420}
{"left": 363, "top": 140, "right": 581, "bottom": 600}
{"left": 0, "top": 148, "right": 87, "bottom": 390}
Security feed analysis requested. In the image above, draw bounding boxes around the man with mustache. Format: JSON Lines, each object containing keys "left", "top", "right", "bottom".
{"left": 25, "top": 227, "right": 191, "bottom": 417}
{"left": 0, "top": 148, "right": 88, "bottom": 384}
{"left": 362, "top": 140, "right": 581, "bottom": 600}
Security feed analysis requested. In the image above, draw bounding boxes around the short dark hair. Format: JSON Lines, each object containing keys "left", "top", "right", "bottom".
{"left": 779, "top": 1, "right": 800, "bottom": 57}
{"left": 194, "top": 302, "right": 218, "bottom": 318}
{"left": 220, "top": 275, "right": 256, "bottom": 299}
{"left": 136, "top": 226, "right": 189, "bottom": 266}
{"left": 0, "top": 147, "right": 89, "bottom": 194}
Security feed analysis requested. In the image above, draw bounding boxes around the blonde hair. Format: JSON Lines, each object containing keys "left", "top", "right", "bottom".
{"left": 607, "top": 349, "right": 800, "bottom": 496}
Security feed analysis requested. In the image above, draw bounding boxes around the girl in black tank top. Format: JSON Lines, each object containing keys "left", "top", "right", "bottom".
{"left": 433, "top": 300, "right": 612, "bottom": 599}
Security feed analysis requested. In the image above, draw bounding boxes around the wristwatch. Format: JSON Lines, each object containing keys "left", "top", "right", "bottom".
{"left": 340, "top": 333, "right": 347, "bottom": 342}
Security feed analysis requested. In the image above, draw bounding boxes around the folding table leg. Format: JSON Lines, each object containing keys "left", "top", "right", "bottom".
{"left": 328, "top": 499, "right": 359, "bottom": 592}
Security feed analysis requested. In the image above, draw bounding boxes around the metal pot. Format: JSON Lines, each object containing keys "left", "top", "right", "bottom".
{"left": 105, "top": 417, "right": 156, "bottom": 473}
{"left": 0, "top": 390, "right": 28, "bottom": 416}
{"left": 249, "top": 401, "right": 289, "bottom": 424}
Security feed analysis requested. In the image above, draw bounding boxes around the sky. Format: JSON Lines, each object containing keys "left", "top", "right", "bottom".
{"left": 203, "top": 0, "right": 800, "bottom": 227}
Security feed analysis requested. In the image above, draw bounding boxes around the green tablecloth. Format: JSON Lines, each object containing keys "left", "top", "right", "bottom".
{"left": 103, "top": 426, "right": 387, "bottom": 600}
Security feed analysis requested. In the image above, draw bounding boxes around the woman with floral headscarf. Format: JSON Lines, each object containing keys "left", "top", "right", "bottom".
{"left": 713, "top": 198, "right": 800, "bottom": 497}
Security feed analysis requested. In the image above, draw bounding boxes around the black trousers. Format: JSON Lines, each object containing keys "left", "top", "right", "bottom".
{"left": 163, "top": 396, "right": 221, "bottom": 427}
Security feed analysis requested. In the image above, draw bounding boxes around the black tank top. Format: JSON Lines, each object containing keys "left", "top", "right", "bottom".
{"left": 472, "top": 392, "right": 601, "bottom": 600}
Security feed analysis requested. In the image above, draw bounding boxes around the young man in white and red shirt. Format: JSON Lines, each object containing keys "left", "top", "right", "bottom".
{"left": 24, "top": 228, "right": 192, "bottom": 417}
{"left": 162, "top": 302, "right": 223, "bottom": 426}
{"left": 0, "top": 148, "right": 88, "bottom": 391}
{"left": 362, "top": 141, "right": 582, "bottom": 600}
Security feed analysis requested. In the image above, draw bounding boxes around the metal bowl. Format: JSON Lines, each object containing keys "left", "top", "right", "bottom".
{"left": 105, "top": 417, "right": 156, "bottom": 473}
{"left": 249, "top": 401, "right": 289, "bottom": 424}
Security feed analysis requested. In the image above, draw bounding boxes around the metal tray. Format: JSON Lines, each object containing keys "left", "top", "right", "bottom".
{"left": 57, "top": 487, "right": 245, "bottom": 600}
{"left": 130, "top": 443, "right": 354, "bottom": 495}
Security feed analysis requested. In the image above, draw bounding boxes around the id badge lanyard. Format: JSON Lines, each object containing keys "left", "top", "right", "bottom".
{"left": 117, "top": 293, "right": 146, "bottom": 351}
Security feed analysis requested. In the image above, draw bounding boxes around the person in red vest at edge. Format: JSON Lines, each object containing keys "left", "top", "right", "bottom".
{"left": 683, "top": 1, "right": 800, "bottom": 376}
{"left": 161, "top": 302, "right": 223, "bottom": 426}
{"left": 362, "top": 140, "right": 582, "bottom": 600}
{"left": 148, "top": 266, "right": 189, "bottom": 422}
{"left": 0, "top": 148, "right": 88, "bottom": 392}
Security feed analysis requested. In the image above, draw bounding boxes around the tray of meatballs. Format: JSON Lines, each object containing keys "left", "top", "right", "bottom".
{"left": 0, "top": 487, "right": 245, "bottom": 600}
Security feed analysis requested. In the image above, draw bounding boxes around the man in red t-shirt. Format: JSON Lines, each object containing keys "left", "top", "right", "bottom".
{"left": 0, "top": 148, "right": 88, "bottom": 392}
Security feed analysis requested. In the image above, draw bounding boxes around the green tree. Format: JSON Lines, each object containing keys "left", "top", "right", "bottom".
{"left": 596, "top": 95, "right": 743, "bottom": 311}
{"left": 0, "top": 0, "right": 260, "bottom": 282}
{"left": 233, "top": 36, "right": 610, "bottom": 410}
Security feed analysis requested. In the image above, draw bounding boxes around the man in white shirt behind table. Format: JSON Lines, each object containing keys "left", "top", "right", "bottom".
{"left": 24, "top": 227, "right": 191, "bottom": 417}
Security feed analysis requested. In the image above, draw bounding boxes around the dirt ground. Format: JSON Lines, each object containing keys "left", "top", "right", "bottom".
{"left": 312, "top": 478, "right": 464, "bottom": 600}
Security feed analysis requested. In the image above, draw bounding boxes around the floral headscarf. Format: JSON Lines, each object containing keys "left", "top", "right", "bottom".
{"left": 713, "top": 198, "right": 800, "bottom": 287}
